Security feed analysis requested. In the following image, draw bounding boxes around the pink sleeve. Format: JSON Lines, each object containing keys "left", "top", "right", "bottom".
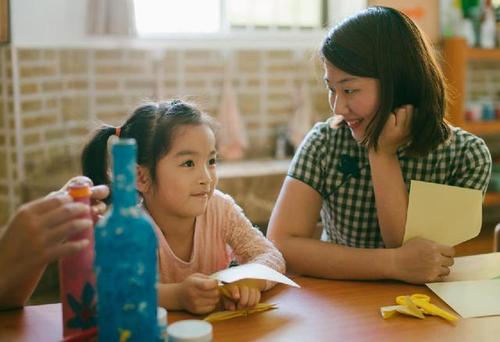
{"left": 222, "top": 194, "right": 286, "bottom": 290}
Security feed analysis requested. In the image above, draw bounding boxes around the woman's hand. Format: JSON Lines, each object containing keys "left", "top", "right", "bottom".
{"left": 390, "top": 237, "right": 455, "bottom": 284}
{"left": 374, "top": 104, "right": 413, "bottom": 156}
{"left": 177, "top": 273, "right": 220, "bottom": 315}
{"left": 0, "top": 195, "right": 94, "bottom": 271}
{"left": 50, "top": 176, "right": 109, "bottom": 218}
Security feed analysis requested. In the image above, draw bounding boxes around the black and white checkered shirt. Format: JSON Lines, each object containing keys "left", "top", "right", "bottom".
{"left": 288, "top": 120, "right": 492, "bottom": 248}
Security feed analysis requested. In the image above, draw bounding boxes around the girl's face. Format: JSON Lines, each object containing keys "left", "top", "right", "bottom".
{"left": 142, "top": 124, "right": 218, "bottom": 218}
{"left": 323, "top": 61, "right": 381, "bottom": 141}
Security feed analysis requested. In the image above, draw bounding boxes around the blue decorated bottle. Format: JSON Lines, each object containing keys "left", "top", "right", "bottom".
{"left": 94, "top": 138, "right": 158, "bottom": 341}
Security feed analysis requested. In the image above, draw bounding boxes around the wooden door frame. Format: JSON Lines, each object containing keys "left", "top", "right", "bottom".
{"left": 0, "top": 0, "right": 10, "bottom": 44}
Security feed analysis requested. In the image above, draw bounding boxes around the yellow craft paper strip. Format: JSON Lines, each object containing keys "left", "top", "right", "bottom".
{"left": 400, "top": 296, "right": 425, "bottom": 319}
{"left": 204, "top": 303, "right": 277, "bottom": 322}
{"left": 380, "top": 305, "right": 401, "bottom": 319}
{"left": 380, "top": 298, "right": 425, "bottom": 320}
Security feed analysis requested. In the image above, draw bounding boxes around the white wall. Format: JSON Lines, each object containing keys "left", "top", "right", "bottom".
{"left": 11, "top": 0, "right": 87, "bottom": 45}
{"left": 329, "top": 0, "right": 367, "bottom": 26}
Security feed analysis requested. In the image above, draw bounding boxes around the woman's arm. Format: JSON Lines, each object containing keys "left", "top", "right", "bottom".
{"left": 0, "top": 178, "right": 109, "bottom": 310}
{"left": 267, "top": 177, "right": 393, "bottom": 279}
{"left": 267, "top": 177, "right": 454, "bottom": 283}
{"left": 368, "top": 151, "right": 408, "bottom": 247}
{"left": 369, "top": 106, "right": 412, "bottom": 248}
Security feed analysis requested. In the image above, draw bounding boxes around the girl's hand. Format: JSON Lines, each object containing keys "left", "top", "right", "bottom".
{"left": 390, "top": 237, "right": 455, "bottom": 284}
{"left": 178, "top": 273, "right": 220, "bottom": 314}
{"left": 220, "top": 279, "right": 265, "bottom": 311}
{"left": 374, "top": 104, "right": 413, "bottom": 156}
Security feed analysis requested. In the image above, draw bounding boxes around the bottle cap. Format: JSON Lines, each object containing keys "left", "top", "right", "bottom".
{"left": 68, "top": 182, "right": 92, "bottom": 198}
{"left": 167, "top": 319, "right": 212, "bottom": 342}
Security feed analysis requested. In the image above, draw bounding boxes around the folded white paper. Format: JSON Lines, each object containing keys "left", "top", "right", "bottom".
{"left": 211, "top": 263, "right": 300, "bottom": 288}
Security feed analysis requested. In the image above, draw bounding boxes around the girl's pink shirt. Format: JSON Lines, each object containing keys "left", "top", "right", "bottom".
{"left": 150, "top": 190, "right": 285, "bottom": 290}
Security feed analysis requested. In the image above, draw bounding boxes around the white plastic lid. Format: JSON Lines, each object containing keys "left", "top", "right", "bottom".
{"left": 157, "top": 307, "right": 168, "bottom": 324}
{"left": 167, "top": 319, "right": 213, "bottom": 342}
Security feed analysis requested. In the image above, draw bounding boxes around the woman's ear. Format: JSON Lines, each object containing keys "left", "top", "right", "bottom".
{"left": 136, "top": 165, "right": 151, "bottom": 193}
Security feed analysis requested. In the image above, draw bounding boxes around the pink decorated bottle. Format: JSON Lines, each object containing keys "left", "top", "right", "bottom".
{"left": 58, "top": 181, "right": 97, "bottom": 338}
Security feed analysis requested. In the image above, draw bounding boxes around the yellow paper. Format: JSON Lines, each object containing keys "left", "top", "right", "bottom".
{"left": 204, "top": 303, "right": 277, "bottom": 322}
{"left": 211, "top": 263, "right": 300, "bottom": 288}
{"left": 444, "top": 253, "right": 500, "bottom": 282}
{"left": 400, "top": 296, "right": 425, "bottom": 319}
{"left": 403, "top": 181, "right": 482, "bottom": 246}
{"left": 427, "top": 279, "right": 500, "bottom": 318}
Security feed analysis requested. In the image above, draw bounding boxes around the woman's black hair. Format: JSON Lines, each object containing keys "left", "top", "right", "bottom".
{"left": 81, "top": 100, "right": 217, "bottom": 200}
{"left": 320, "top": 6, "right": 450, "bottom": 156}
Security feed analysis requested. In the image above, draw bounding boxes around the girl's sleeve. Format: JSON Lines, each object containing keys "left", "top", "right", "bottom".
{"left": 222, "top": 194, "right": 286, "bottom": 291}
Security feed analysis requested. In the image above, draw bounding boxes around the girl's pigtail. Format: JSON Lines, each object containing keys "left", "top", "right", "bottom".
{"left": 81, "top": 125, "right": 116, "bottom": 189}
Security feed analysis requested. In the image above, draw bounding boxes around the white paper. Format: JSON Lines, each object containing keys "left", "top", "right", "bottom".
{"left": 427, "top": 279, "right": 500, "bottom": 318}
{"left": 445, "top": 253, "right": 500, "bottom": 282}
{"left": 211, "top": 263, "right": 300, "bottom": 288}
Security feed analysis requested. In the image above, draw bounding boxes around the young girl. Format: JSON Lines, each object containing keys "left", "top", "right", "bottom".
{"left": 267, "top": 6, "right": 492, "bottom": 284}
{"left": 82, "top": 100, "right": 285, "bottom": 314}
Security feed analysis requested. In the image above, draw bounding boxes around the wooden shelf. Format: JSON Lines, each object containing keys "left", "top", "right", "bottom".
{"left": 460, "top": 120, "right": 500, "bottom": 135}
{"left": 467, "top": 47, "right": 500, "bottom": 60}
{"left": 484, "top": 192, "right": 500, "bottom": 206}
{"left": 442, "top": 37, "right": 500, "bottom": 135}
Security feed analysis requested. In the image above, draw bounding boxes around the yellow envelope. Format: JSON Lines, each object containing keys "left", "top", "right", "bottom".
{"left": 403, "top": 181, "right": 482, "bottom": 246}
{"left": 210, "top": 263, "right": 300, "bottom": 288}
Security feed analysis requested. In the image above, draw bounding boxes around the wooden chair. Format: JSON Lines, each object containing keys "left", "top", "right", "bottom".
{"left": 495, "top": 223, "right": 500, "bottom": 252}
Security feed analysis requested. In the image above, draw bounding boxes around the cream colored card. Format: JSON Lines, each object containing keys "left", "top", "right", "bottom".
{"left": 427, "top": 279, "right": 500, "bottom": 318}
{"left": 211, "top": 263, "right": 300, "bottom": 288}
{"left": 444, "top": 253, "right": 500, "bottom": 282}
{"left": 403, "top": 181, "right": 482, "bottom": 246}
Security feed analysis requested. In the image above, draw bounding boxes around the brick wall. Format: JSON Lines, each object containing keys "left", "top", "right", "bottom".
{"left": 2, "top": 45, "right": 500, "bottom": 225}
{"left": 0, "top": 46, "right": 330, "bottom": 224}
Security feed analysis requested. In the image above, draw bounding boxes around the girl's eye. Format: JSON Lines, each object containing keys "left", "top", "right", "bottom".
{"left": 181, "top": 160, "right": 195, "bottom": 167}
{"left": 344, "top": 88, "right": 357, "bottom": 94}
{"left": 326, "top": 85, "right": 335, "bottom": 93}
{"left": 209, "top": 158, "right": 217, "bottom": 166}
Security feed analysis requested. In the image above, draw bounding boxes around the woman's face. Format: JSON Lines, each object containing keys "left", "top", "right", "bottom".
{"left": 323, "top": 61, "right": 381, "bottom": 141}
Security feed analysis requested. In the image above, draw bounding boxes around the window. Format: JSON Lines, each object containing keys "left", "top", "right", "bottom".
{"left": 134, "top": 0, "right": 221, "bottom": 35}
{"left": 227, "top": 0, "right": 323, "bottom": 30}
{"left": 134, "top": 0, "right": 326, "bottom": 37}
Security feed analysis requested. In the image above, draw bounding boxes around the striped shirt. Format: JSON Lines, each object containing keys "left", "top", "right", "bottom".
{"left": 288, "top": 119, "right": 492, "bottom": 248}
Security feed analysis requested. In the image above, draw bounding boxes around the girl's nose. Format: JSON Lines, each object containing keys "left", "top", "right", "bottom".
{"left": 199, "top": 166, "right": 212, "bottom": 184}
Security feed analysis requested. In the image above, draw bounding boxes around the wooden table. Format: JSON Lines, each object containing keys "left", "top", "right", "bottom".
{"left": 1, "top": 276, "right": 499, "bottom": 342}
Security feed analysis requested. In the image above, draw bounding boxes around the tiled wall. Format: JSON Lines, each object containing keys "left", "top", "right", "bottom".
{"left": 0, "top": 46, "right": 330, "bottom": 224}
